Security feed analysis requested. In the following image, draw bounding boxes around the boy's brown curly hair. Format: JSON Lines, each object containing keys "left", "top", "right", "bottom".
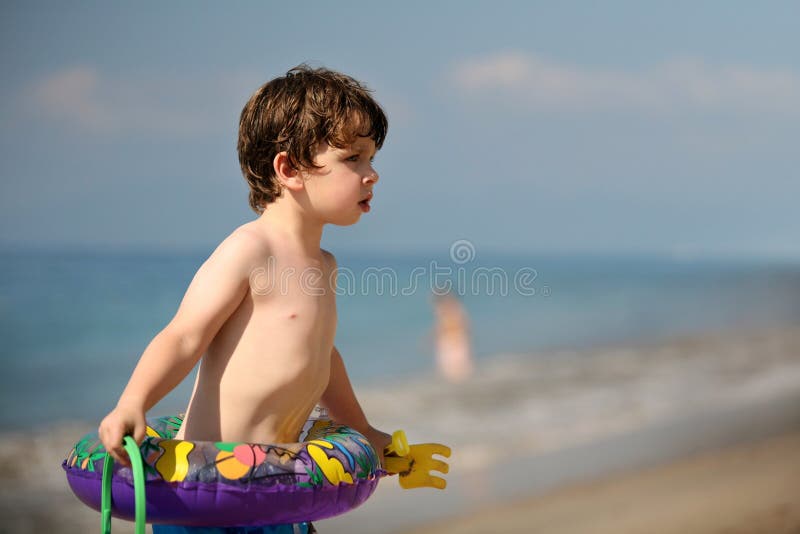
{"left": 238, "top": 64, "right": 388, "bottom": 214}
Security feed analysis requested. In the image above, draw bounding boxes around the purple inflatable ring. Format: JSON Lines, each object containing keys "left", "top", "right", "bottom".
{"left": 62, "top": 414, "right": 383, "bottom": 527}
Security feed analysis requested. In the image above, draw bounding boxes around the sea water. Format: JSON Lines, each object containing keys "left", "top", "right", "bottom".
{"left": 1, "top": 246, "right": 799, "bottom": 430}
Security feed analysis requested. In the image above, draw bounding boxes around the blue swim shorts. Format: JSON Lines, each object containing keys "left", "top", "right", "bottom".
{"left": 152, "top": 522, "right": 315, "bottom": 534}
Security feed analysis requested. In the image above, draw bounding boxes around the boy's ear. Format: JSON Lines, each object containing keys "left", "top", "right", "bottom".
{"left": 273, "top": 152, "right": 305, "bottom": 191}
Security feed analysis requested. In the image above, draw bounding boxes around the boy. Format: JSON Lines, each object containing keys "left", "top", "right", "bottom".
{"left": 98, "top": 65, "right": 392, "bottom": 533}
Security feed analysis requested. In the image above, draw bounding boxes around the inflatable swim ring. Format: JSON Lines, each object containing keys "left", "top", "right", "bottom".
{"left": 62, "top": 413, "right": 383, "bottom": 527}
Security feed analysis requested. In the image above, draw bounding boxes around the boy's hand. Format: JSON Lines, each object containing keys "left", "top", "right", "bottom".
{"left": 362, "top": 425, "right": 392, "bottom": 470}
{"left": 98, "top": 404, "right": 146, "bottom": 467}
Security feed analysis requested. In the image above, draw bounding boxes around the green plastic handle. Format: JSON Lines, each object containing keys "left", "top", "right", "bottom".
{"left": 101, "top": 436, "right": 146, "bottom": 534}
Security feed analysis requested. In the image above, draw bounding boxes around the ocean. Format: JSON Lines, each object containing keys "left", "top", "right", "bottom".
{"left": 1, "top": 246, "right": 799, "bottom": 432}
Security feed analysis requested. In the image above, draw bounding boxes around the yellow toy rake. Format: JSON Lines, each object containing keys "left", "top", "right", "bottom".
{"left": 383, "top": 430, "right": 451, "bottom": 490}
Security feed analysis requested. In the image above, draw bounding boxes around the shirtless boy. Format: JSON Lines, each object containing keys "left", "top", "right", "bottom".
{"left": 98, "top": 65, "right": 392, "bottom": 532}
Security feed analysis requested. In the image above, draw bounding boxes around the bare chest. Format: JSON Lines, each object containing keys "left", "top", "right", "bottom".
{"left": 212, "top": 256, "right": 338, "bottom": 358}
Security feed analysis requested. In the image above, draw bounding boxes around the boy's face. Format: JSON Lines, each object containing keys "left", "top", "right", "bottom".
{"left": 302, "top": 136, "right": 379, "bottom": 226}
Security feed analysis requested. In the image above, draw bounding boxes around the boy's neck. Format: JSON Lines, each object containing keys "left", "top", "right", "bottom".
{"left": 255, "top": 193, "right": 324, "bottom": 257}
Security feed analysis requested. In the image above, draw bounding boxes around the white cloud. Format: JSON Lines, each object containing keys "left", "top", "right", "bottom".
{"left": 26, "top": 66, "right": 261, "bottom": 136}
{"left": 448, "top": 52, "right": 800, "bottom": 115}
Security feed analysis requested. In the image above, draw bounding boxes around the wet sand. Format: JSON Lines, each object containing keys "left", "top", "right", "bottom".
{"left": 403, "top": 430, "right": 800, "bottom": 534}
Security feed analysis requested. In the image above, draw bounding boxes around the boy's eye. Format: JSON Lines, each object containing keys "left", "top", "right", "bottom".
{"left": 345, "top": 152, "right": 376, "bottom": 163}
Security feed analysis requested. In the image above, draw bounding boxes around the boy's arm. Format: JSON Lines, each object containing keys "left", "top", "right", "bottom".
{"left": 99, "top": 231, "right": 260, "bottom": 464}
{"left": 319, "top": 250, "right": 391, "bottom": 465}
{"left": 319, "top": 345, "right": 369, "bottom": 432}
{"left": 319, "top": 345, "right": 392, "bottom": 466}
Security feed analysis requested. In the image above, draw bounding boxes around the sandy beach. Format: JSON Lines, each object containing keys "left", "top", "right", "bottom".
{"left": 2, "top": 323, "right": 800, "bottom": 533}
{"left": 403, "top": 431, "right": 800, "bottom": 534}
{"left": 326, "top": 323, "right": 800, "bottom": 533}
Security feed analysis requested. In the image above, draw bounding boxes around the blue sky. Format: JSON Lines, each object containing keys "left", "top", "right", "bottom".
{"left": 1, "top": 1, "right": 798, "bottom": 259}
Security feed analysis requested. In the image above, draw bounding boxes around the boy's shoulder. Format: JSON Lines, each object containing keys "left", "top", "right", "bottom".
{"left": 216, "top": 222, "right": 338, "bottom": 277}
{"left": 228, "top": 222, "right": 271, "bottom": 251}
{"left": 205, "top": 223, "right": 272, "bottom": 275}
{"left": 218, "top": 224, "right": 337, "bottom": 270}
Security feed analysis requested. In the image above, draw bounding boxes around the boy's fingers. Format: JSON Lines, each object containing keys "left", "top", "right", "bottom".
{"left": 99, "top": 426, "right": 117, "bottom": 451}
{"left": 100, "top": 425, "right": 133, "bottom": 465}
{"left": 133, "top": 421, "right": 146, "bottom": 444}
{"left": 109, "top": 446, "right": 130, "bottom": 466}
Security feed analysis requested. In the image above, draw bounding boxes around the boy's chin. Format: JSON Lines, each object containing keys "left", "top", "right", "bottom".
{"left": 327, "top": 212, "right": 362, "bottom": 227}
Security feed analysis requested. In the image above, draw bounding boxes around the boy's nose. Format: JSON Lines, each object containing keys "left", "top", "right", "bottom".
{"left": 364, "top": 169, "right": 379, "bottom": 184}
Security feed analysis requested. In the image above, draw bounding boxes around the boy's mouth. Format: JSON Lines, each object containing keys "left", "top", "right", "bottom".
{"left": 358, "top": 192, "right": 373, "bottom": 212}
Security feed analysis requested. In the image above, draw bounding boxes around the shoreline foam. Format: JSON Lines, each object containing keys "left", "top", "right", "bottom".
{"left": 360, "top": 323, "right": 800, "bottom": 471}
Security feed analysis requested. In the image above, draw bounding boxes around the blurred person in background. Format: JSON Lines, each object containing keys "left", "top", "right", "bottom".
{"left": 432, "top": 292, "right": 473, "bottom": 383}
